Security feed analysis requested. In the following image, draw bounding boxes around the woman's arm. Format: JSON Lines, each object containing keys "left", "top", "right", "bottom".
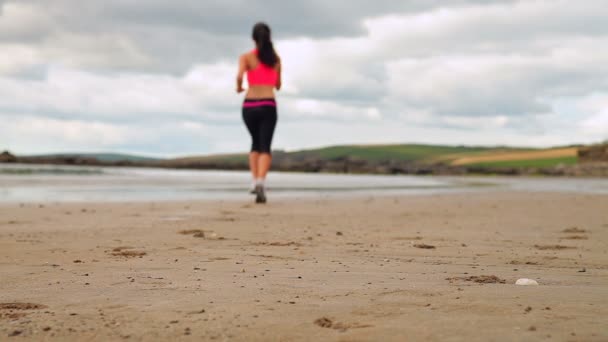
{"left": 236, "top": 54, "right": 247, "bottom": 93}
{"left": 275, "top": 57, "right": 282, "bottom": 91}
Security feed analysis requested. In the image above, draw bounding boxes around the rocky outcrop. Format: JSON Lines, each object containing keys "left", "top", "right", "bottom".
{"left": 0, "top": 151, "right": 17, "bottom": 163}
{"left": 578, "top": 144, "right": 608, "bottom": 163}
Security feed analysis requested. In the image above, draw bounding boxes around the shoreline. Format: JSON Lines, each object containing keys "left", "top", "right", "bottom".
{"left": 1, "top": 192, "right": 607, "bottom": 341}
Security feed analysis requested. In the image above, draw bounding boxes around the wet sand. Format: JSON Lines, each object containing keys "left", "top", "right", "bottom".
{"left": 1, "top": 192, "right": 607, "bottom": 341}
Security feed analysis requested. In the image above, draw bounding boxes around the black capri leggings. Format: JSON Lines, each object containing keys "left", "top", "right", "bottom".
{"left": 242, "top": 99, "right": 278, "bottom": 154}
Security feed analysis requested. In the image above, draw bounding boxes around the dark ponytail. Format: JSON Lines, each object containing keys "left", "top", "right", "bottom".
{"left": 252, "top": 22, "right": 278, "bottom": 67}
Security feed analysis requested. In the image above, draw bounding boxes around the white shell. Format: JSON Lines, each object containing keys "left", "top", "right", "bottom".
{"left": 515, "top": 278, "right": 539, "bottom": 286}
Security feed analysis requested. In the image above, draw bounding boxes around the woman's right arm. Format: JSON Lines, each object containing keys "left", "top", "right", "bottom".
{"left": 275, "top": 57, "right": 282, "bottom": 91}
{"left": 236, "top": 54, "right": 247, "bottom": 93}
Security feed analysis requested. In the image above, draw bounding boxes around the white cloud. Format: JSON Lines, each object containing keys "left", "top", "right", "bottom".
{"left": 0, "top": 115, "right": 133, "bottom": 151}
{"left": 578, "top": 94, "right": 608, "bottom": 139}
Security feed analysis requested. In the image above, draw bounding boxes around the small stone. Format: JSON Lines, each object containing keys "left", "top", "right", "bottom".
{"left": 528, "top": 326, "right": 537, "bottom": 331}
{"left": 516, "top": 278, "right": 539, "bottom": 286}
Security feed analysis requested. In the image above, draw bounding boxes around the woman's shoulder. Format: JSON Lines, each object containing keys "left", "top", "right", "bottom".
{"left": 241, "top": 50, "right": 255, "bottom": 57}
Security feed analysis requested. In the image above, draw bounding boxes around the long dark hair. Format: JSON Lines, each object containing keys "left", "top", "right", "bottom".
{"left": 252, "top": 22, "right": 277, "bottom": 67}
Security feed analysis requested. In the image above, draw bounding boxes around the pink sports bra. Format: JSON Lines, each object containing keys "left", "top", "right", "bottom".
{"left": 247, "top": 49, "right": 278, "bottom": 86}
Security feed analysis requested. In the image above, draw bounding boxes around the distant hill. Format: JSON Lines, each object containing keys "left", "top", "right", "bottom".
{"left": 4, "top": 143, "right": 606, "bottom": 176}
{"left": 170, "top": 144, "right": 579, "bottom": 168}
{"left": 22, "top": 153, "right": 162, "bottom": 163}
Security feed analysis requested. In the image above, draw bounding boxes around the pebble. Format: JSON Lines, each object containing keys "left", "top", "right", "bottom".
{"left": 516, "top": 278, "right": 539, "bottom": 286}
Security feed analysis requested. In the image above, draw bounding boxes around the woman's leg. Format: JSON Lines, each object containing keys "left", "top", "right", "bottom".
{"left": 256, "top": 106, "right": 277, "bottom": 181}
{"left": 256, "top": 153, "right": 272, "bottom": 179}
{"left": 249, "top": 152, "right": 260, "bottom": 180}
{"left": 243, "top": 107, "right": 261, "bottom": 187}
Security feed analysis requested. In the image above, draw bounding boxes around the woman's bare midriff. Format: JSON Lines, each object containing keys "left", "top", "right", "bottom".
{"left": 246, "top": 85, "right": 275, "bottom": 99}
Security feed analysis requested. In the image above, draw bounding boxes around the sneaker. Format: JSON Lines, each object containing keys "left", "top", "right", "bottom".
{"left": 254, "top": 185, "right": 266, "bottom": 204}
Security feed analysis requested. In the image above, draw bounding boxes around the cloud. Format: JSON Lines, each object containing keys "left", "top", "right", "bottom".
{"left": 0, "top": 0, "right": 606, "bottom": 155}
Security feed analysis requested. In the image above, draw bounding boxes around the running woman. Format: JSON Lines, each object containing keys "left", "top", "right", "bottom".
{"left": 236, "top": 22, "right": 281, "bottom": 204}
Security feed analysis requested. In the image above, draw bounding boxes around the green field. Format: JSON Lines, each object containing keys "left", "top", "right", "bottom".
{"left": 289, "top": 144, "right": 506, "bottom": 162}
{"left": 468, "top": 156, "right": 578, "bottom": 168}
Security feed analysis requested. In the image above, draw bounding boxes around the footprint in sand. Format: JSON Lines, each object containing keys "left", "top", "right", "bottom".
{"left": 178, "top": 230, "right": 226, "bottom": 240}
{"left": 446, "top": 275, "right": 506, "bottom": 284}
{"left": 252, "top": 241, "right": 303, "bottom": 247}
{"left": 534, "top": 244, "right": 576, "bottom": 251}
{"left": 0, "top": 303, "right": 47, "bottom": 310}
{"left": 314, "top": 317, "right": 373, "bottom": 332}
{"left": 109, "top": 246, "right": 147, "bottom": 258}
{"left": 413, "top": 243, "right": 436, "bottom": 249}
{"left": 562, "top": 227, "right": 586, "bottom": 234}
{"left": 562, "top": 235, "right": 588, "bottom": 240}
{"left": 0, "top": 303, "right": 48, "bottom": 321}
{"left": 179, "top": 229, "right": 206, "bottom": 238}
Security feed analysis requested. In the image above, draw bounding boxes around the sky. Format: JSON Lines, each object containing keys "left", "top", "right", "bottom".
{"left": 0, "top": 0, "right": 607, "bottom": 157}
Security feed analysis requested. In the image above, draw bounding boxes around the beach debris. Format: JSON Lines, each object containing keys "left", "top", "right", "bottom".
{"left": 534, "top": 244, "right": 575, "bottom": 250}
{"left": 515, "top": 278, "right": 539, "bottom": 286}
{"left": 413, "top": 243, "right": 436, "bottom": 249}
{"left": 578, "top": 268, "right": 587, "bottom": 273}
{"left": 446, "top": 275, "right": 506, "bottom": 284}
{"left": 336, "top": 231, "right": 343, "bottom": 236}
{"left": 525, "top": 306, "right": 533, "bottom": 313}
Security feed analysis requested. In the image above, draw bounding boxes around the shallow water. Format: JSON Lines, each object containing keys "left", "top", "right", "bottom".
{"left": 1, "top": 164, "right": 607, "bottom": 202}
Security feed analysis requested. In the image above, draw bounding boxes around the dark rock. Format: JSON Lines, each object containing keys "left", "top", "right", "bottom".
{"left": 579, "top": 144, "right": 608, "bottom": 163}
{"left": 0, "top": 151, "right": 17, "bottom": 163}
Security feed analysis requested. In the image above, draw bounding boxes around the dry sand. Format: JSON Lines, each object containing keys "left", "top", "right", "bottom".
{"left": 1, "top": 192, "right": 607, "bottom": 341}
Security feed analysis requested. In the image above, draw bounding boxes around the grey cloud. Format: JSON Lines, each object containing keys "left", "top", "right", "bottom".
{"left": 0, "top": 0, "right": 519, "bottom": 74}
{"left": 17, "top": 0, "right": 517, "bottom": 38}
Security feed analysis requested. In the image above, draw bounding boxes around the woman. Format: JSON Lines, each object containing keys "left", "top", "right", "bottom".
{"left": 236, "top": 22, "right": 281, "bottom": 204}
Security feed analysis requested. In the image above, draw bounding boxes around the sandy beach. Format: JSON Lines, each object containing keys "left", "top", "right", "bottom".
{"left": 1, "top": 192, "right": 607, "bottom": 341}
